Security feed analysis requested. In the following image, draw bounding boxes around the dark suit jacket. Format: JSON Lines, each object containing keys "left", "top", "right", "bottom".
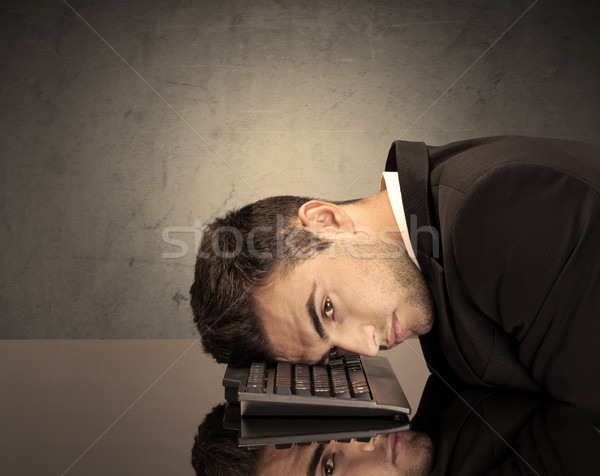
{"left": 385, "top": 136, "right": 600, "bottom": 424}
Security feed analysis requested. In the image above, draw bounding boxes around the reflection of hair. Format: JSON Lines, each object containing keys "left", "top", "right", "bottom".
{"left": 190, "top": 195, "right": 331, "bottom": 364}
{"left": 191, "top": 404, "right": 263, "bottom": 476}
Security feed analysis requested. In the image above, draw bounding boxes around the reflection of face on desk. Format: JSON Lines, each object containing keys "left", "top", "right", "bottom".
{"left": 257, "top": 431, "right": 433, "bottom": 476}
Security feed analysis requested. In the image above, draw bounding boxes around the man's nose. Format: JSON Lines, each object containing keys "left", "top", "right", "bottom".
{"left": 355, "top": 435, "right": 378, "bottom": 452}
{"left": 333, "top": 323, "right": 379, "bottom": 356}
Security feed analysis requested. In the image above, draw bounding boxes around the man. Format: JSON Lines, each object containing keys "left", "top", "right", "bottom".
{"left": 190, "top": 135, "right": 600, "bottom": 423}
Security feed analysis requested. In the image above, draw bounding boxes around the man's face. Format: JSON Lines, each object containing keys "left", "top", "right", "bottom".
{"left": 258, "top": 431, "right": 434, "bottom": 476}
{"left": 254, "top": 239, "right": 433, "bottom": 364}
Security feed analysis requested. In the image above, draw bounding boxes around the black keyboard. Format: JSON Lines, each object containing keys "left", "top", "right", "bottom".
{"left": 223, "top": 354, "right": 411, "bottom": 417}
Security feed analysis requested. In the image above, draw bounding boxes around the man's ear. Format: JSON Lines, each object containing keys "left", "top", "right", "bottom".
{"left": 298, "top": 200, "right": 355, "bottom": 233}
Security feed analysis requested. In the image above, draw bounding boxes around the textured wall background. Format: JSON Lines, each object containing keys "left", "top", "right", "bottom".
{"left": 1, "top": 0, "right": 599, "bottom": 338}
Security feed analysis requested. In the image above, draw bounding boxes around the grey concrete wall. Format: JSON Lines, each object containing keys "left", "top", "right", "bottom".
{"left": 1, "top": 0, "right": 599, "bottom": 338}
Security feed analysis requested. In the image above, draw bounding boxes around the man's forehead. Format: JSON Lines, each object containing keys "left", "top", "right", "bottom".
{"left": 254, "top": 278, "right": 306, "bottom": 359}
{"left": 254, "top": 264, "right": 325, "bottom": 363}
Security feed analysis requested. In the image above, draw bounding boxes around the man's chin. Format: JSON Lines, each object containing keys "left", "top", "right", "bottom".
{"left": 405, "top": 432, "right": 435, "bottom": 476}
{"left": 409, "top": 307, "right": 434, "bottom": 337}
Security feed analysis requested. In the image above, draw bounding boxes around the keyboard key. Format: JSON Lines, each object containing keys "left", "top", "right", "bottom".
{"left": 334, "top": 390, "right": 351, "bottom": 399}
{"left": 353, "top": 388, "right": 372, "bottom": 400}
{"left": 275, "top": 361, "right": 292, "bottom": 395}
{"left": 345, "top": 356, "right": 372, "bottom": 400}
{"left": 312, "top": 365, "right": 331, "bottom": 397}
{"left": 294, "top": 363, "right": 312, "bottom": 396}
{"left": 246, "top": 362, "right": 267, "bottom": 393}
{"left": 329, "top": 360, "right": 351, "bottom": 398}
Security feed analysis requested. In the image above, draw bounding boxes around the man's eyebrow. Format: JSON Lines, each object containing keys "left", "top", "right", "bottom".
{"left": 307, "top": 444, "right": 325, "bottom": 476}
{"left": 307, "top": 281, "right": 327, "bottom": 340}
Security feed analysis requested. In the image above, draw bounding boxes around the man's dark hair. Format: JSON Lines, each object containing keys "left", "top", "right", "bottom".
{"left": 191, "top": 403, "right": 263, "bottom": 476}
{"left": 190, "top": 195, "right": 333, "bottom": 364}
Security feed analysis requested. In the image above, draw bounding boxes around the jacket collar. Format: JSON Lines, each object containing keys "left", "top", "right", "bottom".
{"left": 384, "top": 140, "right": 437, "bottom": 267}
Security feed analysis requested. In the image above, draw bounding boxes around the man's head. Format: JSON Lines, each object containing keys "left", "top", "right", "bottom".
{"left": 190, "top": 193, "right": 434, "bottom": 364}
{"left": 190, "top": 195, "right": 332, "bottom": 364}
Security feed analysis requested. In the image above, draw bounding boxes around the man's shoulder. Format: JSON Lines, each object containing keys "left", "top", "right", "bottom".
{"left": 429, "top": 135, "right": 600, "bottom": 193}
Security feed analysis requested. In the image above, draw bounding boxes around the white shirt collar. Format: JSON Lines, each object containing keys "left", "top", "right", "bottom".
{"left": 381, "top": 172, "right": 420, "bottom": 270}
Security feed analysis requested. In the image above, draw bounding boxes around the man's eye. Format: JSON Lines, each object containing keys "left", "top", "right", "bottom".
{"left": 323, "top": 297, "right": 334, "bottom": 320}
{"left": 323, "top": 455, "right": 335, "bottom": 476}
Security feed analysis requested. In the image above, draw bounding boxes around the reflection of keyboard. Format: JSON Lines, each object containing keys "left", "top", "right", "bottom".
{"left": 223, "top": 354, "right": 411, "bottom": 417}
{"left": 223, "top": 404, "right": 410, "bottom": 449}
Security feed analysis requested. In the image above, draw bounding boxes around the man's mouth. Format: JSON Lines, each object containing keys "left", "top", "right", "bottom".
{"left": 389, "top": 431, "right": 406, "bottom": 462}
{"left": 393, "top": 312, "right": 406, "bottom": 345}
